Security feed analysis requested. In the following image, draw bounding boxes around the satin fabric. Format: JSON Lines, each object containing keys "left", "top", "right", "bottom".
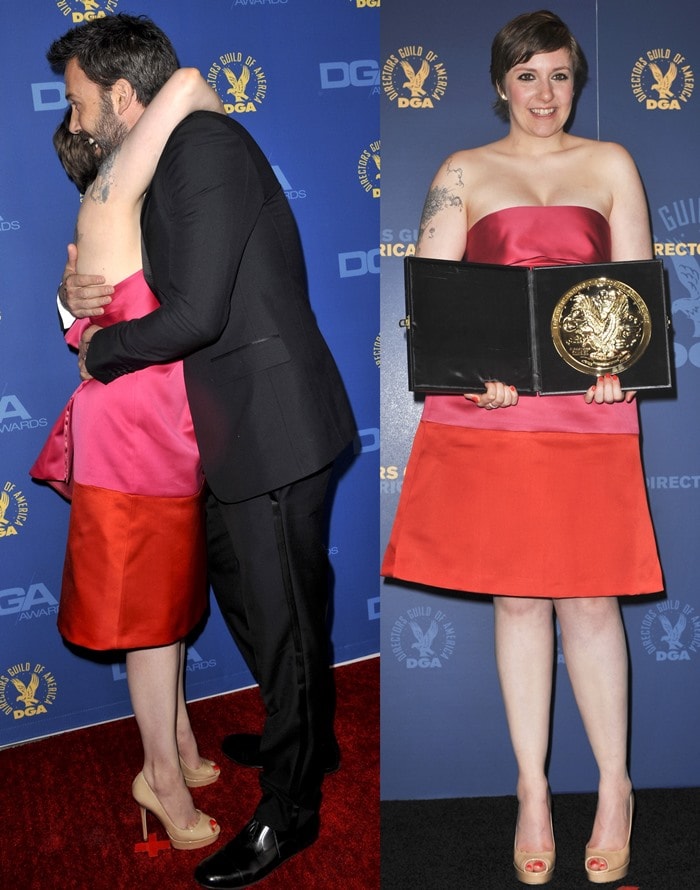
{"left": 32, "top": 271, "right": 206, "bottom": 649}
{"left": 59, "top": 482, "right": 206, "bottom": 650}
{"left": 32, "top": 270, "right": 204, "bottom": 497}
{"left": 382, "top": 206, "right": 663, "bottom": 598}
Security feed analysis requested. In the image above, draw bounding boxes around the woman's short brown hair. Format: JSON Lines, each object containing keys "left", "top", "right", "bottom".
{"left": 490, "top": 9, "right": 588, "bottom": 121}
{"left": 53, "top": 110, "right": 100, "bottom": 195}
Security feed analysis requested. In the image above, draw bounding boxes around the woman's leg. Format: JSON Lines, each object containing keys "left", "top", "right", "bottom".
{"left": 494, "top": 596, "right": 556, "bottom": 855}
{"left": 554, "top": 597, "right": 633, "bottom": 855}
{"left": 174, "top": 640, "right": 203, "bottom": 768}
{"left": 126, "top": 642, "right": 199, "bottom": 829}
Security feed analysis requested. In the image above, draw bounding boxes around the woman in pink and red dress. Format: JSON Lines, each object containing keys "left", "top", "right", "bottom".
{"left": 382, "top": 10, "right": 662, "bottom": 886}
{"left": 32, "top": 67, "right": 224, "bottom": 851}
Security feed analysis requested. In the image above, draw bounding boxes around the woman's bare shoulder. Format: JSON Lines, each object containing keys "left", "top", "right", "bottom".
{"left": 570, "top": 136, "right": 636, "bottom": 164}
{"left": 430, "top": 142, "right": 502, "bottom": 185}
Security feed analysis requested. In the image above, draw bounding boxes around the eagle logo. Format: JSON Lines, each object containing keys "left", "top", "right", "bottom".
{"left": 11, "top": 673, "right": 40, "bottom": 707}
{"left": 223, "top": 66, "right": 250, "bottom": 103}
{"left": 410, "top": 619, "right": 439, "bottom": 658}
{"left": 568, "top": 288, "right": 631, "bottom": 359}
{"left": 659, "top": 614, "right": 686, "bottom": 651}
{"left": 400, "top": 59, "right": 430, "bottom": 98}
{"left": 649, "top": 62, "right": 678, "bottom": 99}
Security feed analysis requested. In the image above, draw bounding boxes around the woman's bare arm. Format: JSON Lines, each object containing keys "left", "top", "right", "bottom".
{"left": 88, "top": 68, "right": 224, "bottom": 209}
{"left": 415, "top": 154, "right": 470, "bottom": 260}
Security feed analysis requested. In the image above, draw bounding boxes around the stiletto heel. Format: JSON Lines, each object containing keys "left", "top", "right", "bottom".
{"left": 585, "top": 792, "right": 634, "bottom": 883}
{"left": 132, "top": 771, "right": 220, "bottom": 850}
{"left": 179, "top": 755, "right": 221, "bottom": 788}
{"left": 514, "top": 807, "right": 555, "bottom": 885}
{"left": 139, "top": 803, "right": 148, "bottom": 840}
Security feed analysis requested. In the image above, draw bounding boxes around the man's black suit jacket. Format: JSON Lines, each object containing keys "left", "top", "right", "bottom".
{"left": 86, "top": 112, "right": 355, "bottom": 503}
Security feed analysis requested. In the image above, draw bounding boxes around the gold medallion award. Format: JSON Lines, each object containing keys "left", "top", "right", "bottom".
{"left": 551, "top": 277, "right": 652, "bottom": 376}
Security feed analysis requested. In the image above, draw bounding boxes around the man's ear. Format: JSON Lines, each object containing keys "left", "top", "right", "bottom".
{"left": 111, "top": 78, "right": 138, "bottom": 116}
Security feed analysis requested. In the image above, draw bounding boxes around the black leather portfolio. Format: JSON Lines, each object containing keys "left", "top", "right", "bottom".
{"left": 402, "top": 256, "right": 672, "bottom": 394}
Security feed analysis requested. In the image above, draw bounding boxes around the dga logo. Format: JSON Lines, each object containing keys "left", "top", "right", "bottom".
{"left": 0, "top": 662, "right": 57, "bottom": 720}
{"left": 350, "top": 0, "right": 380, "bottom": 7}
{"left": 654, "top": 197, "right": 700, "bottom": 370}
{"left": 55, "top": 0, "right": 120, "bottom": 22}
{"left": 0, "top": 214, "right": 20, "bottom": 233}
{"left": 373, "top": 332, "right": 381, "bottom": 367}
{"left": 382, "top": 46, "right": 448, "bottom": 108}
{"left": 358, "top": 141, "right": 380, "bottom": 198}
{"left": 641, "top": 600, "right": 700, "bottom": 661}
{"left": 0, "top": 584, "right": 58, "bottom": 619}
{"left": 319, "top": 60, "right": 379, "bottom": 92}
{"left": 206, "top": 51, "right": 267, "bottom": 114}
{"left": 0, "top": 394, "right": 48, "bottom": 434}
{"left": 391, "top": 605, "right": 456, "bottom": 668}
{"left": 0, "top": 482, "right": 28, "bottom": 539}
{"left": 630, "top": 48, "right": 694, "bottom": 110}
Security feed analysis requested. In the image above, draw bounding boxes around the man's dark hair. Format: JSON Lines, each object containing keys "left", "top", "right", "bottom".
{"left": 490, "top": 9, "right": 588, "bottom": 122}
{"left": 46, "top": 13, "right": 179, "bottom": 106}
{"left": 53, "top": 109, "right": 100, "bottom": 194}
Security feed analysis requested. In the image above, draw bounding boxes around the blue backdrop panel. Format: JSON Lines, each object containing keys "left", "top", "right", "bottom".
{"left": 0, "top": 0, "right": 379, "bottom": 747}
{"left": 380, "top": 0, "right": 700, "bottom": 800}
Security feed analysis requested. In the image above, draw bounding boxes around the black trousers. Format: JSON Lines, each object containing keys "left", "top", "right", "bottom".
{"left": 205, "top": 464, "right": 334, "bottom": 830}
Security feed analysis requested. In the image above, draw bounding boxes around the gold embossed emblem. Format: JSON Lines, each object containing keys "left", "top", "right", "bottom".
{"left": 550, "top": 277, "right": 652, "bottom": 376}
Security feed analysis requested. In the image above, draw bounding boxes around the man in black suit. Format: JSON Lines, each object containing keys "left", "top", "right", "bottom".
{"left": 48, "top": 14, "right": 355, "bottom": 888}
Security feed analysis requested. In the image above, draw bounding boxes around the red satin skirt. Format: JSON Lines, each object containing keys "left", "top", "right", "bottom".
{"left": 57, "top": 482, "right": 207, "bottom": 650}
{"left": 382, "top": 422, "right": 663, "bottom": 598}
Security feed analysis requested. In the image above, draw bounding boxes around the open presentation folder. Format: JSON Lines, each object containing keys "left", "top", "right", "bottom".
{"left": 402, "top": 256, "right": 673, "bottom": 395}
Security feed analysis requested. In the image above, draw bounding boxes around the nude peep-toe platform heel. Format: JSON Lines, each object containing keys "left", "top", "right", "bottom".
{"left": 514, "top": 813, "right": 555, "bottom": 885}
{"left": 584, "top": 792, "right": 634, "bottom": 883}
{"left": 132, "top": 771, "right": 220, "bottom": 850}
{"left": 179, "top": 755, "right": 221, "bottom": 788}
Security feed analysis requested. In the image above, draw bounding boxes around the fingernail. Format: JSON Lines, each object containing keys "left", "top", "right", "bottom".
{"left": 597, "top": 376, "right": 604, "bottom": 383}
{"left": 612, "top": 375, "right": 618, "bottom": 381}
{"left": 465, "top": 394, "right": 479, "bottom": 403}
{"left": 509, "top": 385, "right": 516, "bottom": 392}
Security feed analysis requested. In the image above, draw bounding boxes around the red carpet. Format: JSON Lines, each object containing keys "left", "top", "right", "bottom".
{"left": 0, "top": 657, "right": 378, "bottom": 890}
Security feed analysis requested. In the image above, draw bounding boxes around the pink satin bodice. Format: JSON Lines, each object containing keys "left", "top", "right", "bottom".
{"left": 32, "top": 270, "right": 203, "bottom": 498}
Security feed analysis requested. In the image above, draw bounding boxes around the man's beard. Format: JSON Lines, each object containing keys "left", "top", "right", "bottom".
{"left": 90, "top": 91, "right": 129, "bottom": 161}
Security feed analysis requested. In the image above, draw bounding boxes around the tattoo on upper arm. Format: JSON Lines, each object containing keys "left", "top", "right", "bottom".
{"left": 445, "top": 157, "right": 464, "bottom": 188}
{"left": 418, "top": 186, "right": 463, "bottom": 240}
{"left": 89, "top": 145, "right": 121, "bottom": 204}
{"left": 417, "top": 157, "right": 465, "bottom": 241}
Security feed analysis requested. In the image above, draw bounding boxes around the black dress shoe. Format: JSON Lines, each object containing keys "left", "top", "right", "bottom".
{"left": 194, "top": 817, "right": 319, "bottom": 888}
{"left": 221, "top": 733, "right": 341, "bottom": 775}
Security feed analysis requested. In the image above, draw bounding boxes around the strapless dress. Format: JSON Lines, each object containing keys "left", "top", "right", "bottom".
{"left": 382, "top": 206, "right": 663, "bottom": 598}
{"left": 31, "top": 270, "right": 207, "bottom": 649}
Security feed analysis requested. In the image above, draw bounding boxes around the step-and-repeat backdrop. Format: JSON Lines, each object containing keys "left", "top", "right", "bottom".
{"left": 381, "top": 0, "right": 700, "bottom": 798}
{"left": 0, "top": 0, "right": 379, "bottom": 748}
